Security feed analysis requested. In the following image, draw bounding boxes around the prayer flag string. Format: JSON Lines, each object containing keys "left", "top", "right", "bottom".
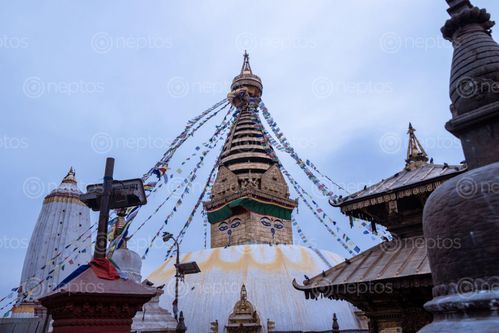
{"left": 107, "top": 105, "right": 235, "bottom": 255}
{"left": 280, "top": 164, "right": 358, "bottom": 256}
{"left": 259, "top": 101, "right": 342, "bottom": 199}
{"left": 140, "top": 116, "right": 232, "bottom": 261}
{"left": 164, "top": 133, "right": 226, "bottom": 260}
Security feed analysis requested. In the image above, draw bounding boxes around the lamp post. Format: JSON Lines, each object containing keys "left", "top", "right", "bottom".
{"left": 162, "top": 231, "right": 201, "bottom": 333}
{"left": 162, "top": 232, "right": 180, "bottom": 321}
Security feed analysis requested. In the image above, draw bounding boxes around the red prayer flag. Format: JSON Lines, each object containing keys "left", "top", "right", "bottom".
{"left": 89, "top": 258, "right": 120, "bottom": 280}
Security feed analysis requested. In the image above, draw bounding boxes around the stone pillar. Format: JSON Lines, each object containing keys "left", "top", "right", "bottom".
{"left": 418, "top": 1, "right": 499, "bottom": 331}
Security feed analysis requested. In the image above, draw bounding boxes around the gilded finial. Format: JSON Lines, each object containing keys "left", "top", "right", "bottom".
{"left": 62, "top": 167, "right": 77, "bottom": 184}
{"left": 241, "top": 51, "right": 252, "bottom": 74}
{"left": 240, "top": 284, "right": 247, "bottom": 301}
{"left": 406, "top": 123, "right": 428, "bottom": 168}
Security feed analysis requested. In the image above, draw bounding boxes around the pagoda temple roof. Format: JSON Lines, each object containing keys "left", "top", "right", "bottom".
{"left": 330, "top": 124, "right": 466, "bottom": 215}
{"left": 293, "top": 236, "right": 432, "bottom": 299}
{"left": 332, "top": 162, "right": 465, "bottom": 212}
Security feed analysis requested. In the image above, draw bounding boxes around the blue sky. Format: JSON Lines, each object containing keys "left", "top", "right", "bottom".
{"left": 2, "top": 0, "right": 498, "bottom": 307}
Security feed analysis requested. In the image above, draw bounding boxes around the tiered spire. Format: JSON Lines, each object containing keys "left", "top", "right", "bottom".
{"left": 405, "top": 123, "right": 428, "bottom": 168}
{"left": 218, "top": 53, "right": 284, "bottom": 196}
{"left": 219, "top": 107, "right": 278, "bottom": 184}
{"left": 205, "top": 53, "right": 296, "bottom": 248}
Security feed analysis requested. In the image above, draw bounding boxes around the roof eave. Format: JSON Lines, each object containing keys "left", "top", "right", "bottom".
{"left": 333, "top": 166, "right": 466, "bottom": 210}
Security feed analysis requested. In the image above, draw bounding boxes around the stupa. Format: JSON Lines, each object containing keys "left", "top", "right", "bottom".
{"left": 147, "top": 52, "right": 364, "bottom": 332}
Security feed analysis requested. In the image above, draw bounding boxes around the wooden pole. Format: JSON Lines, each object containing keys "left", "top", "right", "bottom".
{"left": 94, "top": 157, "right": 114, "bottom": 259}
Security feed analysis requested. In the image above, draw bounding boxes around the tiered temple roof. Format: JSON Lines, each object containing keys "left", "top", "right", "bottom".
{"left": 330, "top": 124, "right": 465, "bottom": 235}
{"left": 294, "top": 124, "right": 466, "bottom": 332}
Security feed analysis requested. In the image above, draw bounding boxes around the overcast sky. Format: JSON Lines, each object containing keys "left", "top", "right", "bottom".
{"left": 2, "top": 0, "right": 498, "bottom": 309}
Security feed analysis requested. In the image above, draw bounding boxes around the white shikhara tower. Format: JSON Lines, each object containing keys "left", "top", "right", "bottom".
{"left": 18, "top": 168, "right": 92, "bottom": 308}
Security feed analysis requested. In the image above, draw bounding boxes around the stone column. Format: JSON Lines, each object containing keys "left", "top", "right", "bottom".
{"left": 418, "top": 1, "right": 499, "bottom": 331}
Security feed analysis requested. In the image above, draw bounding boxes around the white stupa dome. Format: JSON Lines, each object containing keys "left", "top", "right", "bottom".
{"left": 148, "top": 244, "right": 362, "bottom": 332}
{"left": 113, "top": 247, "right": 143, "bottom": 283}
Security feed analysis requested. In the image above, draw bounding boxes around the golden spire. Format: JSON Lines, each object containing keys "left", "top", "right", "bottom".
{"left": 230, "top": 51, "right": 263, "bottom": 98}
{"left": 241, "top": 50, "right": 252, "bottom": 74}
{"left": 406, "top": 123, "right": 428, "bottom": 168}
{"left": 240, "top": 284, "right": 247, "bottom": 301}
{"left": 61, "top": 167, "right": 77, "bottom": 184}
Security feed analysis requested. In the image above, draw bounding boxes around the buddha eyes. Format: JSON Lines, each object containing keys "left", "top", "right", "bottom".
{"left": 219, "top": 218, "right": 242, "bottom": 232}
{"left": 260, "top": 217, "right": 272, "bottom": 227}
{"left": 261, "top": 217, "right": 284, "bottom": 229}
{"left": 219, "top": 217, "right": 284, "bottom": 232}
{"left": 231, "top": 219, "right": 241, "bottom": 228}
